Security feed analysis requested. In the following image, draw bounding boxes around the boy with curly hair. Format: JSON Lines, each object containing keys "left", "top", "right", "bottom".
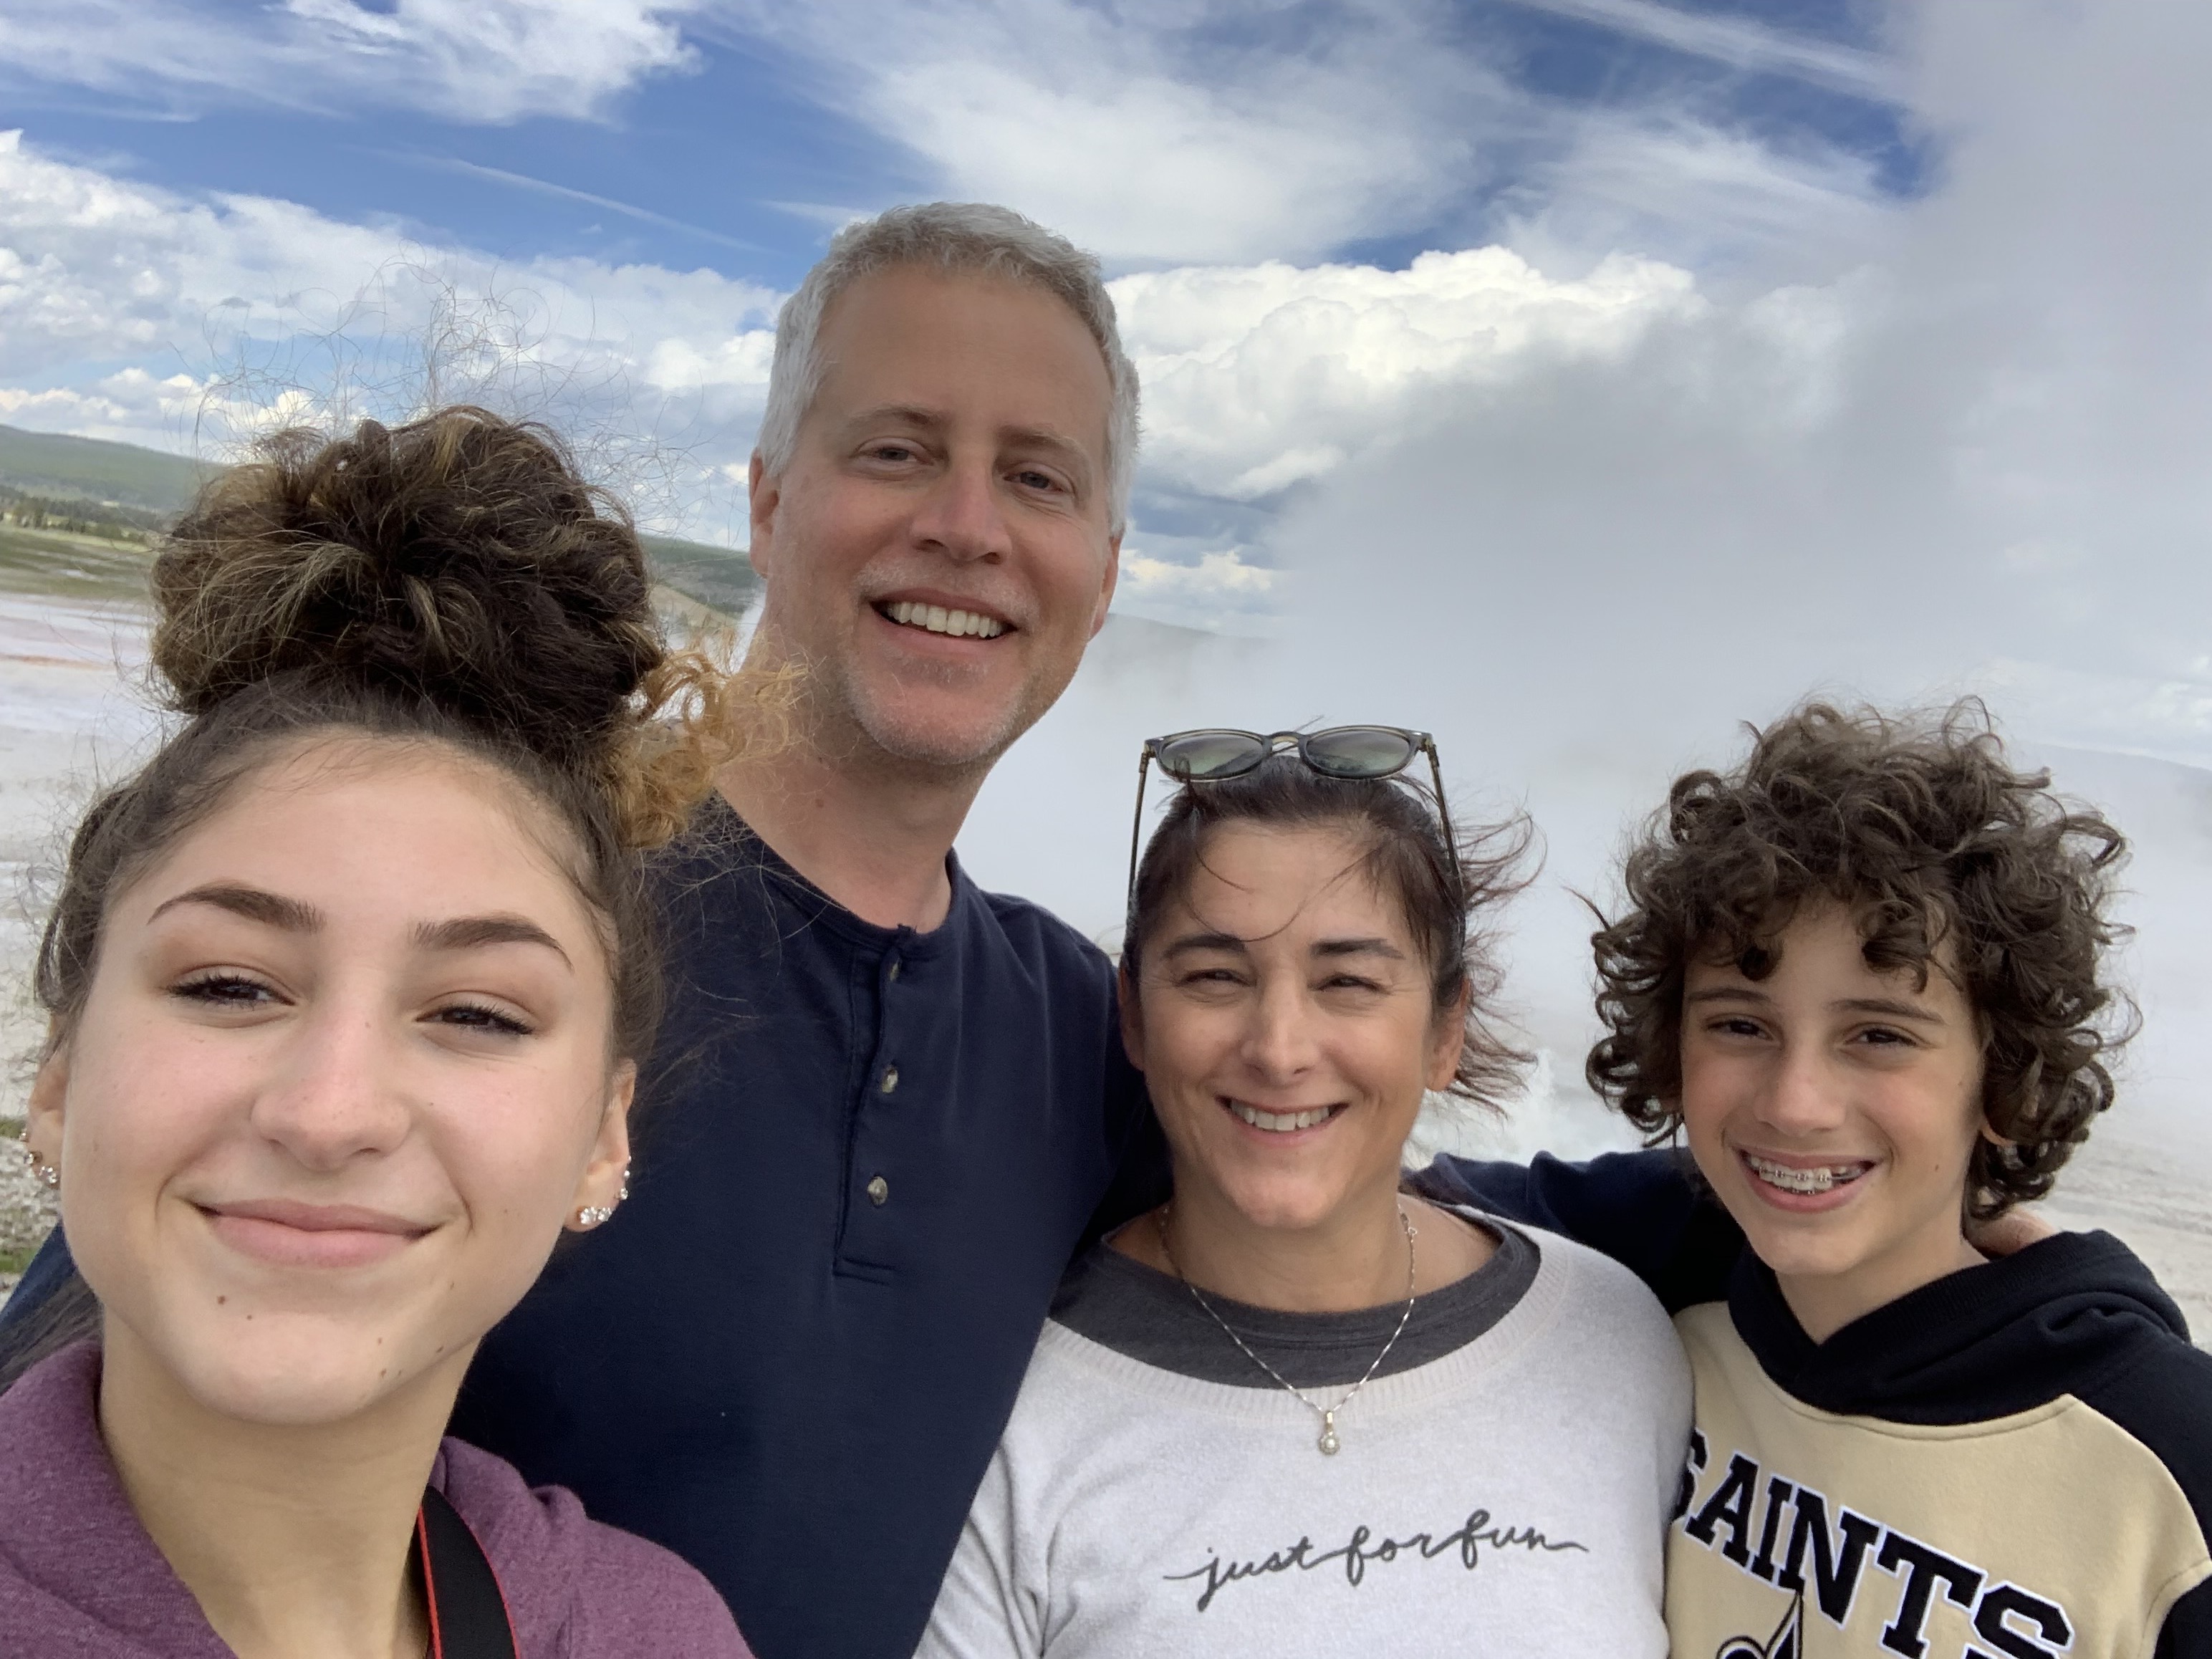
{"left": 1425, "top": 702, "right": 2211, "bottom": 1658}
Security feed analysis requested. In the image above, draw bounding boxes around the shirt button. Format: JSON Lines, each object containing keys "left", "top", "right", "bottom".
{"left": 888, "top": 960, "right": 901, "bottom": 981}
{"left": 866, "top": 1175, "right": 890, "bottom": 1206}
{"left": 880, "top": 1064, "right": 899, "bottom": 1094}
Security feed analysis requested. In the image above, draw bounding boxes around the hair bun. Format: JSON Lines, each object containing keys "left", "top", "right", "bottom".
{"left": 149, "top": 408, "right": 660, "bottom": 765}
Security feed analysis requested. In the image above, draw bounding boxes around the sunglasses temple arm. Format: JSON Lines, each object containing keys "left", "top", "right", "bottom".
{"left": 1127, "top": 751, "right": 1153, "bottom": 946}
{"left": 1423, "top": 740, "right": 1467, "bottom": 905}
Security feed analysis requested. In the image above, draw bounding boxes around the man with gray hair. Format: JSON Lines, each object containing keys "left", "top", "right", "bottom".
{"left": 454, "top": 203, "right": 1164, "bottom": 1658}
{"left": 0, "top": 203, "right": 1165, "bottom": 1659}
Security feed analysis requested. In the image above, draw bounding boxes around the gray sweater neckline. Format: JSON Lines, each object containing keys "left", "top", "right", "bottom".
{"left": 1049, "top": 1208, "right": 1539, "bottom": 1389}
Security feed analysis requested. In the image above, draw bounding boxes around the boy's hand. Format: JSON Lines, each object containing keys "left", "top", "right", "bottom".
{"left": 1970, "top": 1206, "right": 2060, "bottom": 1257}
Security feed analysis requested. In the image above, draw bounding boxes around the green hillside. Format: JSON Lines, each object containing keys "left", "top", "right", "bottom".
{"left": 640, "top": 533, "right": 761, "bottom": 615}
{"left": 0, "top": 423, "right": 760, "bottom": 616}
{"left": 0, "top": 424, "right": 209, "bottom": 514}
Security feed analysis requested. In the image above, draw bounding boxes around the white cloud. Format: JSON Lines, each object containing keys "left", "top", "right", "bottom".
{"left": 0, "top": 0, "right": 701, "bottom": 122}
{"left": 1511, "top": 111, "right": 1895, "bottom": 279}
{"left": 713, "top": 1, "right": 1506, "bottom": 264}
{"left": 1122, "top": 548, "right": 1273, "bottom": 596}
{"left": 716, "top": 0, "right": 1899, "bottom": 269}
{"left": 1190, "top": 4, "right": 2212, "bottom": 762}
{"left": 0, "top": 124, "right": 1723, "bottom": 578}
{"left": 0, "top": 130, "right": 780, "bottom": 526}
{"left": 1116, "top": 547, "right": 1277, "bottom": 633}
{"left": 1492, "top": 0, "right": 1899, "bottom": 101}
{"left": 0, "top": 367, "right": 211, "bottom": 445}
{"left": 1113, "top": 247, "right": 1703, "bottom": 499}
{"left": 0, "top": 130, "right": 423, "bottom": 383}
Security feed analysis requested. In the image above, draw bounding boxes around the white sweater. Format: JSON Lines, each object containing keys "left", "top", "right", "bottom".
{"left": 918, "top": 1223, "right": 1689, "bottom": 1659}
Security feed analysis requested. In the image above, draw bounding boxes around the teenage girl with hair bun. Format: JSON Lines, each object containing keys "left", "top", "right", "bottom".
{"left": 0, "top": 408, "right": 758, "bottom": 1657}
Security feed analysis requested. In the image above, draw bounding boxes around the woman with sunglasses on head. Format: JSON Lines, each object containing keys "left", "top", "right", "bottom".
{"left": 0, "top": 409, "right": 756, "bottom": 1658}
{"left": 919, "top": 729, "right": 1688, "bottom": 1658}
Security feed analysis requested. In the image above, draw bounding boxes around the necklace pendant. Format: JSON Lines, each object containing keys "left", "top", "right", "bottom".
{"left": 1318, "top": 1412, "right": 1340, "bottom": 1456}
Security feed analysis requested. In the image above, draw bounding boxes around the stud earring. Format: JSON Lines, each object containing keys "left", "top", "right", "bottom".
{"left": 618, "top": 1163, "right": 631, "bottom": 1203}
{"left": 575, "top": 1203, "right": 615, "bottom": 1229}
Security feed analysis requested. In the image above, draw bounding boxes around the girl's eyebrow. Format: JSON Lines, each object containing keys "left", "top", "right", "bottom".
{"left": 414, "top": 914, "right": 572, "bottom": 968}
{"left": 144, "top": 886, "right": 569, "bottom": 970}
{"left": 148, "top": 883, "right": 322, "bottom": 932}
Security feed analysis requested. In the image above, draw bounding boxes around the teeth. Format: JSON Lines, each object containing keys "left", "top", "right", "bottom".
{"left": 885, "top": 600, "right": 1006, "bottom": 639}
{"left": 1743, "top": 1154, "right": 1868, "bottom": 1196}
{"left": 1230, "top": 1102, "right": 1335, "bottom": 1133}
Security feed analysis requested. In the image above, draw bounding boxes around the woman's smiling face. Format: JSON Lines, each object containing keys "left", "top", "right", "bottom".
{"left": 1678, "top": 900, "right": 1989, "bottom": 1337}
{"left": 1123, "top": 821, "right": 1459, "bottom": 1234}
{"left": 24, "top": 736, "right": 634, "bottom": 1425}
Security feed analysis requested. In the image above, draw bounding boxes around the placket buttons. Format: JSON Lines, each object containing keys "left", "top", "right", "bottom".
{"left": 888, "top": 959, "right": 902, "bottom": 981}
{"left": 866, "top": 1175, "right": 890, "bottom": 1206}
{"left": 880, "top": 1064, "right": 900, "bottom": 1094}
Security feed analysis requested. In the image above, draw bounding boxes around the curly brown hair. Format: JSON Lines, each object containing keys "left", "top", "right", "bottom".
{"left": 1586, "top": 701, "right": 2133, "bottom": 1218}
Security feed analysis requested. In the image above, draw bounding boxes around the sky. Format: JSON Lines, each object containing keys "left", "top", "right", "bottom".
{"left": 0, "top": 0, "right": 1933, "bottom": 625}
{"left": 4, "top": 1, "right": 2212, "bottom": 1153}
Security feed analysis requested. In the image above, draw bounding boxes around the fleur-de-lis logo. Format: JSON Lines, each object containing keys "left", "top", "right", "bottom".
{"left": 1717, "top": 1589, "right": 1803, "bottom": 1659}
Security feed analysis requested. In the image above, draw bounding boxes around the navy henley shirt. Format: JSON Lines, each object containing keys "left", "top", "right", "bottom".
{"left": 0, "top": 799, "right": 1166, "bottom": 1659}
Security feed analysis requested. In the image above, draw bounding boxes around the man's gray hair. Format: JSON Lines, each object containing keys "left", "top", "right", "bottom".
{"left": 755, "top": 203, "right": 1140, "bottom": 534}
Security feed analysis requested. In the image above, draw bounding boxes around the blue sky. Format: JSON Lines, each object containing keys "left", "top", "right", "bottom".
{"left": 1, "top": 1, "right": 1920, "bottom": 287}
{"left": 0, "top": 0, "right": 1948, "bottom": 629}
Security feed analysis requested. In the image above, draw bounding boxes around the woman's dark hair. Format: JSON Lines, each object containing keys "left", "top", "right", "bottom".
{"left": 2, "top": 405, "right": 773, "bottom": 1387}
{"left": 1124, "top": 753, "right": 1532, "bottom": 1107}
{"left": 1587, "top": 701, "right": 2133, "bottom": 1218}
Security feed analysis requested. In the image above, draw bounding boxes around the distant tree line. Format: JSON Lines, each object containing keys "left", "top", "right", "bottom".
{"left": 0, "top": 485, "right": 167, "bottom": 544}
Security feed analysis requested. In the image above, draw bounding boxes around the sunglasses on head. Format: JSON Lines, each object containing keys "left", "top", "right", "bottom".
{"left": 1126, "top": 726, "right": 1461, "bottom": 919}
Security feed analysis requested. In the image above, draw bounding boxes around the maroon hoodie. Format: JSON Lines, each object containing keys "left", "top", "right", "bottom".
{"left": 0, "top": 1343, "right": 753, "bottom": 1658}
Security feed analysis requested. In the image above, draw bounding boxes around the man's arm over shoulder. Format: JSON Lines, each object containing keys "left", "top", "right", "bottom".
{"left": 1410, "top": 1148, "right": 1744, "bottom": 1312}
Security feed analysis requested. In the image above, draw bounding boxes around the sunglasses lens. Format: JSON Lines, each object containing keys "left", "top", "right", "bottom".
{"left": 1304, "top": 727, "right": 1418, "bottom": 779}
{"left": 1155, "top": 731, "right": 1270, "bottom": 779}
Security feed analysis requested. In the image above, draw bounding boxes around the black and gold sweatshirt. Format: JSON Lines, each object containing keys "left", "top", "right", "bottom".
{"left": 1672, "top": 1232, "right": 2211, "bottom": 1659}
{"left": 1413, "top": 1154, "right": 2212, "bottom": 1659}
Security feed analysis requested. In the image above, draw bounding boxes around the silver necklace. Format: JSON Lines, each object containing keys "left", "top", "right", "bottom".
{"left": 1155, "top": 1202, "right": 1418, "bottom": 1456}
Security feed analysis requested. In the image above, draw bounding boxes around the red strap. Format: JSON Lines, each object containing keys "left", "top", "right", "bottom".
{"left": 413, "top": 1488, "right": 519, "bottom": 1658}
{"left": 415, "top": 1504, "right": 448, "bottom": 1659}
